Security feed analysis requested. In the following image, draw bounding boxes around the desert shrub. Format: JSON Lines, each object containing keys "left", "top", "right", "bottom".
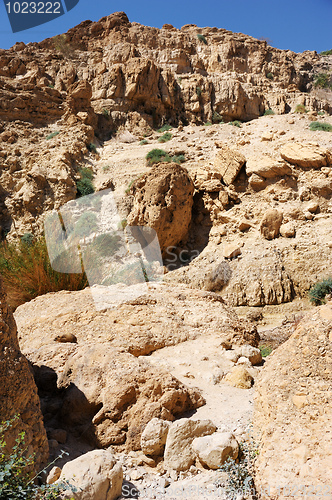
{"left": 0, "top": 416, "right": 71, "bottom": 499}
{"left": 196, "top": 86, "right": 202, "bottom": 97}
{"left": 88, "top": 143, "right": 97, "bottom": 154}
{"left": 172, "top": 154, "right": 185, "bottom": 164}
{"left": 320, "top": 49, "right": 332, "bottom": 56}
{"left": 46, "top": 131, "right": 59, "bottom": 140}
{"left": 308, "top": 277, "right": 332, "bottom": 305}
{"left": 102, "top": 165, "right": 110, "bottom": 172}
{"left": 52, "top": 34, "right": 74, "bottom": 58}
{"left": 264, "top": 109, "right": 275, "bottom": 115}
{"left": 0, "top": 237, "right": 88, "bottom": 309}
{"left": 318, "top": 111, "right": 325, "bottom": 116}
{"left": 217, "top": 432, "right": 258, "bottom": 499}
{"left": 118, "top": 219, "right": 128, "bottom": 230}
{"left": 212, "top": 111, "right": 223, "bottom": 124}
{"left": 266, "top": 72, "right": 273, "bottom": 79}
{"left": 157, "top": 124, "right": 172, "bottom": 133}
{"left": 125, "top": 178, "right": 137, "bottom": 194}
{"left": 74, "top": 212, "right": 98, "bottom": 238}
{"left": 158, "top": 132, "right": 172, "bottom": 143}
{"left": 314, "top": 73, "right": 331, "bottom": 89}
{"left": 101, "top": 108, "right": 110, "bottom": 118}
{"left": 197, "top": 34, "right": 208, "bottom": 45}
{"left": 259, "top": 345, "right": 273, "bottom": 357}
{"left": 76, "top": 168, "right": 94, "bottom": 197}
{"left": 229, "top": 120, "right": 242, "bottom": 128}
{"left": 146, "top": 149, "right": 185, "bottom": 166}
{"left": 91, "top": 233, "right": 122, "bottom": 258}
{"left": 204, "top": 121, "right": 212, "bottom": 126}
{"left": 139, "top": 139, "right": 148, "bottom": 145}
{"left": 295, "top": 104, "right": 307, "bottom": 113}
{"left": 309, "top": 121, "right": 332, "bottom": 132}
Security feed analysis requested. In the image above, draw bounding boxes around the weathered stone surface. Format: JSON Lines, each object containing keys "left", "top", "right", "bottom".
{"left": 234, "top": 345, "right": 262, "bottom": 365}
{"left": 254, "top": 304, "right": 332, "bottom": 499}
{"left": 280, "top": 142, "right": 330, "bottom": 168}
{"left": 192, "top": 432, "right": 239, "bottom": 469}
{"left": 127, "top": 164, "right": 194, "bottom": 254}
{"left": 223, "top": 242, "right": 242, "bottom": 259}
{"left": 224, "top": 366, "right": 253, "bottom": 389}
{"left": 249, "top": 173, "right": 266, "bottom": 191}
{"left": 260, "top": 209, "right": 283, "bottom": 240}
{"left": 58, "top": 450, "right": 123, "bottom": 500}
{"left": 0, "top": 277, "right": 48, "bottom": 470}
{"left": 214, "top": 144, "right": 246, "bottom": 185}
{"left": 164, "top": 419, "right": 217, "bottom": 471}
{"left": 246, "top": 155, "right": 292, "bottom": 178}
{"left": 280, "top": 222, "right": 296, "bottom": 238}
{"left": 141, "top": 418, "right": 171, "bottom": 456}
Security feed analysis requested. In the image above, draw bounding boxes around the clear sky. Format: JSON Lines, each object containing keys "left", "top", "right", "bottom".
{"left": 0, "top": 0, "right": 331, "bottom": 53}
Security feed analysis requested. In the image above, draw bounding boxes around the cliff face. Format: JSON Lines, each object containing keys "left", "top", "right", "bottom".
{"left": 0, "top": 277, "right": 48, "bottom": 469}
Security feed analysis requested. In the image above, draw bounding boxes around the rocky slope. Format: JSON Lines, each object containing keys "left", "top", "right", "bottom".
{"left": 0, "top": 277, "right": 48, "bottom": 470}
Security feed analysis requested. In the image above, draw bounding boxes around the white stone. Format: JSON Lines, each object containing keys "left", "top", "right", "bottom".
{"left": 192, "top": 432, "right": 239, "bottom": 469}
{"left": 141, "top": 418, "right": 171, "bottom": 456}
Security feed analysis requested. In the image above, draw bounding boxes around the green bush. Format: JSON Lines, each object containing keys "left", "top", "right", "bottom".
{"left": 76, "top": 168, "right": 94, "bottom": 197}
{"left": 139, "top": 139, "right": 148, "bottom": 145}
{"left": 259, "top": 345, "right": 273, "bottom": 357}
{"left": 266, "top": 72, "right": 274, "bottom": 79}
{"left": 212, "top": 111, "right": 223, "bottom": 124}
{"left": 197, "top": 34, "right": 208, "bottom": 45}
{"left": 320, "top": 49, "right": 332, "bottom": 56}
{"left": 318, "top": 111, "right": 325, "bottom": 116}
{"left": 0, "top": 416, "right": 72, "bottom": 499}
{"left": 295, "top": 104, "right": 307, "bottom": 113}
{"left": 196, "top": 86, "right": 202, "bottom": 97}
{"left": 309, "top": 121, "right": 332, "bottom": 132}
{"left": 146, "top": 149, "right": 185, "bottom": 166}
{"left": 204, "top": 122, "right": 212, "bottom": 126}
{"left": 229, "top": 120, "right": 242, "bottom": 128}
{"left": 102, "top": 108, "right": 110, "bottom": 118}
{"left": 91, "top": 232, "right": 122, "bottom": 257}
{"left": 88, "top": 143, "right": 97, "bottom": 154}
{"left": 264, "top": 109, "right": 275, "bottom": 115}
{"left": 74, "top": 212, "right": 98, "bottom": 238}
{"left": 0, "top": 237, "right": 88, "bottom": 310}
{"left": 46, "top": 131, "right": 59, "bottom": 140}
{"left": 314, "top": 73, "right": 331, "bottom": 89}
{"left": 309, "top": 277, "right": 332, "bottom": 305}
{"left": 157, "top": 124, "right": 172, "bottom": 133}
{"left": 158, "top": 132, "right": 172, "bottom": 143}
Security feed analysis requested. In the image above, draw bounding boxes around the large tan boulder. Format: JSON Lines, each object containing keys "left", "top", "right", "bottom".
{"left": 260, "top": 209, "right": 283, "bottom": 240}
{"left": 0, "top": 277, "right": 48, "bottom": 470}
{"left": 254, "top": 303, "right": 332, "bottom": 499}
{"left": 140, "top": 418, "right": 171, "bottom": 456}
{"left": 164, "top": 419, "right": 217, "bottom": 471}
{"left": 58, "top": 450, "right": 123, "bottom": 500}
{"left": 127, "top": 163, "right": 194, "bottom": 255}
{"left": 224, "top": 365, "right": 253, "bottom": 389}
{"left": 192, "top": 432, "right": 239, "bottom": 469}
{"left": 280, "top": 143, "right": 330, "bottom": 169}
{"left": 246, "top": 155, "right": 292, "bottom": 178}
{"left": 214, "top": 143, "right": 246, "bottom": 185}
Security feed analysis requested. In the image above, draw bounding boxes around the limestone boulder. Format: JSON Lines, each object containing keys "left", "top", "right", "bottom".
{"left": 214, "top": 143, "right": 246, "bottom": 185}
{"left": 141, "top": 418, "right": 171, "bottom": 456}
{"left": 164, "top": 419, "right": 217, "bottom": 471}
{"left": 224, "top": 365, "right": 253, "bottom": 389}
{"left": 280, "top": 143, "right": 330, "bottom": 169}
{"left": 58, "top": 450, "right": 123, "bottom": 500}
{"left": 0, "top": 277, "right": 48, "bottom": 470}
{"left": 254, "top": 303, "right": 332, "bottom": 498}
{"left": 234, "top": 345, "right": 262, "bottom": 365}
{"left": 127, "top": 164, "right": 194, "bottom": 254}
{"left": 280, "top": 222, "right": 296, "bottom": 238}
{"left": 246, "top": 155, "right": 292, "bottom": 178}
{"left": 260, "top": 209, "right": 283, "bottom": 240}
{"left": 192, "top": 432, "right": 239, "bottom": 469}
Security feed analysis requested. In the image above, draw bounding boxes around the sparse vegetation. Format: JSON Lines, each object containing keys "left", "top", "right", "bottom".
{"left": 52, "top": 34, "right": 74, "bottom": 58}
{"left": 229, "top": 120, "right": 242, "bottom": 128}
{"left": 158, "top": 132, "right": 172, "bottom": 143}
{"left": 197, "top": 34, "right": 208, "bottom": 45}
{"left": 88, "top": 143, "right": 97, "bottom": 154}
{"left": 309, "top": 277, "right": 332, "bottom": 305}
{"left": 320, "top": 49, "right": 332, "bottom": 56}
{"left": 295, "top": 104, "right": 307, "bottom": 113}
{"left": 266, "top": 72, "right": 274, "bottom": 80}
{"left": 146, "top": 149, "right": 185, "bottom": 166}
{"left": 102, "top": 108, "right": 110, "bottom": 118}
{"left": 0, "top": 237, "right": 88, "bottom": 309}
{"left": 196, "top": 86, "right": 202, "bottom": 97}
{"left": 212, "top": 111, "right": 223, "bottom": 124}
{"left": 204, "top": 121, "right": 212, "bottom": 126}
{"left": 139, "top": 139, "right": 148, "bottom": 145}
{"left": 74, "top": 212, "right": 98, "bottom": 238}
{"left": 118, "top": 219, "right": 128, "bottom": 230}
{"left": 0, "top": 416, "right": 73, "bottom": 500}
{"left": 260, "top": 345, "right": 273, "bottom": 357}
{"left": 46, "top": 131, "right": 59, "bottom": 140}
{"left": 314, "top": 73, "right": 331, "bottom": 89}
{"left": 76, "top": 167, "right": 95, "bottom": 197}
{"left": 318, "top": 111, "right": 325, "bottom": 116}
{"left": 264, "top": 109, "right": 275, "bottom": 116}
{"left": 102, "top": 165, "right": 110, "bottom": 172}
{"left": 309, "top": 121, "right": 332, "bottom": 132}
{"left": 157, "top": 124, "right": 172, "bottom": 133}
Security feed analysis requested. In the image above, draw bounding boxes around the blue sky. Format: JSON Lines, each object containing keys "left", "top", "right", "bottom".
{"left": 0, "top": 0, "right": 331, "bottom": 53}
